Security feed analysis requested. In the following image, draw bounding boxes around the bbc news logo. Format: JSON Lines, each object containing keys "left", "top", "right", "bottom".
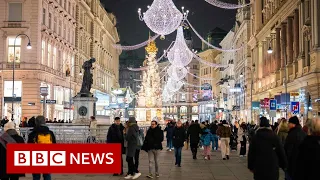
{"left": 7, "top": 144, "right": 121, "bottom": 174}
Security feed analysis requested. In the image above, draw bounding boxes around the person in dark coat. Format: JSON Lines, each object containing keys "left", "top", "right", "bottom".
{"left": 0, "top": 121, "right": 25, "bottom": 180}
{"left": 209, "top": 120, "right": 219, "bottom": 151}
{"left": 294, "top": 118, "right": 320, "bottom": 180}
{"left": 106, "top": 117, "right": 125, "bottom": 176}
{"left": 187, "top": 120, "right": 202, "bottom": 159}
{"left": 172, "top": 120, "right": 186, "bottom": 167}
{"left": 143, "top": 121, "right": 164, "bottom": 178}
{"left": 248, "top": 117, "right": 287, "bottom": 180}
{"left": 164, "top": 122, "right": 174, "bottom": 151}
{"left": 284, "top": 116, "right": 306, "bottom": 180}
{"left": 124, "top": 117, "right": 141, "bottom": 179}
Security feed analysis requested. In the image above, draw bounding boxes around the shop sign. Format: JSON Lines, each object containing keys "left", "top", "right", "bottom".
{"left": 290, "top": 92, "right": 300, "bottom": 97}
{"left": 232, "top": 106, "right": 240, "bottom": 111}
{"left": 269, "top": 99, "right": 277, "bottom": 110}
{"left": 40, "top": 100, "right": 56, "bottom": 104}
{"left": 290, "top": 101, "right": 300, "bottom": 114}
{"left": 4, "top": 81, "right": 22, "bottom": 97}
{"left": 40, "top": 87, "right": 48, "bottom": 96}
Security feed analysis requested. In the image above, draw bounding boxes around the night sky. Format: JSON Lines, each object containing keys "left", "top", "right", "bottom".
{"left": 102, "top": 0, "right": 238, "bottom": 57}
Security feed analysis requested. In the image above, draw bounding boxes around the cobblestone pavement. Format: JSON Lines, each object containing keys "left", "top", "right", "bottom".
{"left": 21, "top": 146, "right": 284, "bottom": 180}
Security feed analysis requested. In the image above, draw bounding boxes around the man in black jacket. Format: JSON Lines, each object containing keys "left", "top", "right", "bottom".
{"left": 209, "top": 120, "right": 219, "bottom": 151}
{"left": 106, "top": 117, "right": 125, "bottom": 176}
{"left": 284, "top": 116, "right": 306, "bottom": 180}
{"left": 144, "top": 120, "right": 163, "bottom": 178}
{"left": 27, "top": 115, "right": 56, "bottom": 180}
{"left": 187, "top": 120, "right": 202, "bottom": 159}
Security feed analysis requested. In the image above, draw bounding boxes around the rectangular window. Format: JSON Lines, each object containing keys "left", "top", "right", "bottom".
{"left": 63, "top": 23, "right": 66, "bottom": 38}
{"left": 8, "top": 38, "right": 21, "bottom": 63}
{"left": 48, "top": 13, "right": 52, "bottom": 28}
{"left": 53, "top": 17, "right": 57, "bottom": 32}
{"left": 60, "top": 0, "right": 63, "bottom": 6}
{"left": 42, "top": 8, "right": 46, "bottom": 25}
{"left": 61, "top": 23, "right": 64, "bottom": 37}
{"left": 64, "top": 0, "right": 67, "bottom": 9}
{"left": 9, "top": 3, "right": 22, "bottom": 21}
{"left": 58, "top": 20, "right": 61, "bottom": 35}
{"left": 68, "top": 1, "right": 71, "bottom": 13}
{"left": 53, "top": 47, "right": 57, "bottom": 69}
{"left": 48, "top": 43, "right": 51, "bottom": 66}
{"left": 41, "top": 41, "right": 45, "bottom": 64}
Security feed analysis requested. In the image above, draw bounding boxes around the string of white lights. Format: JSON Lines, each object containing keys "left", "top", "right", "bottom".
{"left": 186, "top": 19, "right": 242, "bottom": 52}
{"left": 127, "top": 67, "right": 148, "bottom": 71}
{"left": 205, "top": 0, "right": 251, "bottom": 9}
{"left": 187, "top": 71, "right": 215, "bottom": 80}
{"left": 113, "top": 34, "right": 160, "bottom": 50}
{"left": 193, "top": 54, "right": 227, "bottom": 68}
{"left": 182, "top": 80, "right": 206, "bottom": 88}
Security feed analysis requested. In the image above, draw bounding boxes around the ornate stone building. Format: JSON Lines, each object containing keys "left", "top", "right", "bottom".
{"left": 232, "top": 2, "right": 252, "bottom": 122}
{"left": 0, "top": 0, "right": 120, "bottom": 124}
{"left": 248, "top": 0, "right": 320, "bottom": 122}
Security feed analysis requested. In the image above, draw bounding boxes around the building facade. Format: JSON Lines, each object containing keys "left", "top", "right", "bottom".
{"left": 232, "top": 3, "right": 252, "bottom": 122}
{"left": 248, "top": 0, "right": 320, "bottom": 123}
{"left": 217, "top": 30, "right": 235, "bottom": 122}
{"left": 0, "top": 0, "right": 120, "bottom": 124}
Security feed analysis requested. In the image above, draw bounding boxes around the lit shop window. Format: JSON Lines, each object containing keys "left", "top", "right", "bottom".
{"left": 8, "top": 38, "right": 21, "bottom": 63}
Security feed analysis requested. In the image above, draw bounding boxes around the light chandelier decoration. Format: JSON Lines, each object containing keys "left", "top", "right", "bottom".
{"left": 113, "top": 34, "right": 159, "bottom": 50}
{"left": 167, "top": 26, "right": 194, "bottom": 67}
{"left": 205, "top": 0, "right": 251, "bottom": 9}
{"left": 166, "top": 77, "right": 184, "bottom": 92}
{"left": 138, "top": 0, "right": 188, "bottom": 38}
{"left": 167, "top": 65, "right": 188, "bottom": 81}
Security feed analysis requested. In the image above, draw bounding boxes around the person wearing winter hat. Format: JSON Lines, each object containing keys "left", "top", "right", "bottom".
{"left": 284, "top": 116, "right": 306, "bottom": 180}
{"left": 217, "top": 120, "right": 232, "bottom": 160}
{"left": 124, "top": 117, "right": 141, "bottom": 179}
{"left": 248, "top": 117, "right": 287, "bottom": 180}
{"left": 0, "top": 121, "right": 25, "bottom": 180}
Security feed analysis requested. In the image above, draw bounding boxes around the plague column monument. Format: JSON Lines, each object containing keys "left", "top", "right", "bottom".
{"left": 135, "top": 40, "right": 162, "bottom": 123}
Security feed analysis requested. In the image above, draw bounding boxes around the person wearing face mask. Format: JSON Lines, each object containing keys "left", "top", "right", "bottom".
{"left": 107, "top": 117, "right": 125, "bottom": 176}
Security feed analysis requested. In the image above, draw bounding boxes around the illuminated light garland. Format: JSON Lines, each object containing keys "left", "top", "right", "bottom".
{"left": 182, "top": 80, "right": 206, "bottom": 88}
{"left": 186, "top": 19, "right": 242, "bottom": 52}
{"left": 113, "top": 34, "right": 160, "bottom": 50}
{"left": 167, "top": 65, "right": 188, "bottom": 81}
{"left": 193, "top": 54, "right": 228, "bottom": 68}
{"left": 205, "top": 0, "right": 251, "bottom": 9}
{"left": 167, "top": 26, "right": 194, "bottom": 67}
{"left": 138, "top": 0, "right": 186, "bottom": 36}
{"left": 166, "top": 78, "right": 184, "bottom": 92}
{"left": 128, "top": 67, "right": 148, "bottom": 71}
{"left": 187, "top": 71, "right": 215, "bottom": 80}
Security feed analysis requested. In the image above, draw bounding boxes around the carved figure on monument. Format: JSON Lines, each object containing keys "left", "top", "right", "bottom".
{"left": 80, "top": 58, "right": 96, "bottom": 95}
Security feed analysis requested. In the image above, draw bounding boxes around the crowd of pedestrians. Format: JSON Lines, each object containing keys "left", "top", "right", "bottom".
{"left": 1, "top": 114, "right": 320, "bottom": 180}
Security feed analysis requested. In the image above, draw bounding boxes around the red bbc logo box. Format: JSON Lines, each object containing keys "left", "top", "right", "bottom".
{"left": 6, "top": 144, "right": 121, "bottom": 174}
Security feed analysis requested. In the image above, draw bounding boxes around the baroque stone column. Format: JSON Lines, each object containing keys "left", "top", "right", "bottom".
{"left": 276, "top": 28, "right": 281, "bottom": 70}
{"left": 287, "top": 17, "right": 294, "bottom": 64}
{"left": 293, "top": 10, "right": 300, "bottom": 59}
{"left": 254, "top": 0, "right": 263, "bottom": 33}
{"left": 281, "top": 23, "right": 287, "bottom": 68}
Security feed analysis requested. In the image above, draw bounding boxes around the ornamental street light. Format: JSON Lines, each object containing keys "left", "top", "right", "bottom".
{"left": 12, "top": 34, "right": 32, "bottom": 121}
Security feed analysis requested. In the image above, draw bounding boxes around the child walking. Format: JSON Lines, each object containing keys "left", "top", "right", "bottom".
{"left": 200, "top": 124, "right": 213, "bottom": 160}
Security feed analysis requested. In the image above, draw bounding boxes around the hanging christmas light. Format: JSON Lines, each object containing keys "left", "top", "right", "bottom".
{"left": 166, "top": 77, "right": 184, "bottom": 92}
{"left": 113, "top": 34, "right": 159, "bottom": 50}
{"left": 167, "top": 26, "right": 194, "bottom": 67}
{"left": 138, "top": 0, "right": 188, "bottom": 38}
{"left": 205, "top": 0, "right": 251, "bottom": 9}
{"left": 167, "top": 65, "right": 188, "bottom": 81}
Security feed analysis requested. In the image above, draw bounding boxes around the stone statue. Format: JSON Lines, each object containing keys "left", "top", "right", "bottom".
{"left": 80, "top": 58, "right": 96, "bottom": 95}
